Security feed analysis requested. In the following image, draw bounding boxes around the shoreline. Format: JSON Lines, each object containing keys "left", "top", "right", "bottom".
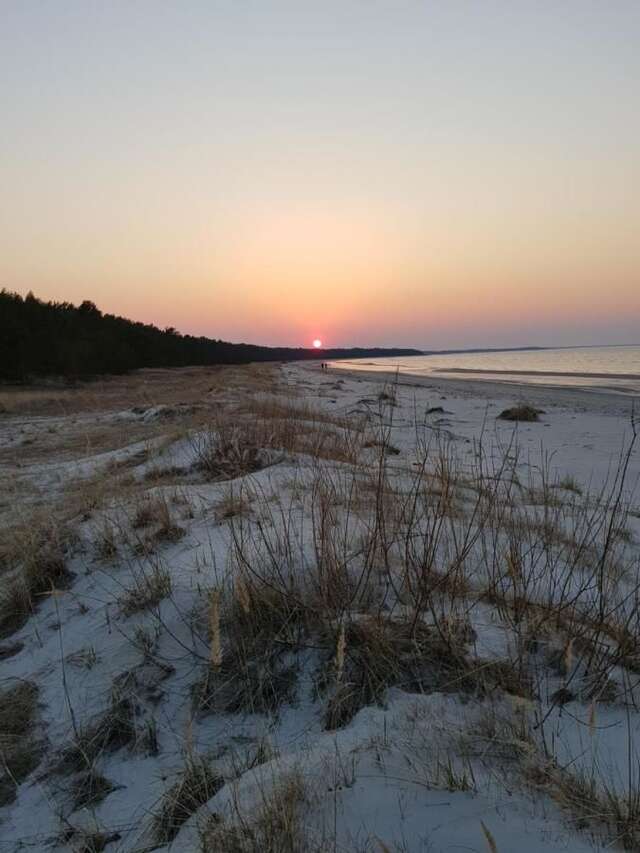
{"left": 433, "top": 367, "right": 640, "bottom": 380}
{"left": 292, "top": 360, "right": 640, "bottom": 502}
{"left": 323, "top": 362, "right": 640, "bottom": 417}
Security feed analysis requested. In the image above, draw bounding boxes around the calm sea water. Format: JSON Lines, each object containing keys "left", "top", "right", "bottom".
{"left": 330, "top": 345, "right": 640, "bottom": 395}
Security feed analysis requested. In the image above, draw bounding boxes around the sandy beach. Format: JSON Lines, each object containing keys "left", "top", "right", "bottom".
{"left": 322, "top": 362, "right": 640, "bottom": 493}
{"left": 329, "top": 361, "right": 640, "bottom": 413}
{"left": 1, "top": 362, "right": 639, "bottom": 851}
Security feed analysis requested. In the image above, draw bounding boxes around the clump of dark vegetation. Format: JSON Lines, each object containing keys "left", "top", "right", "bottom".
{"left": 0, "top": 680, "right": 44, "bottom": 806}
{"left": 153, "top": 756, "right": 224, "bottom": 843}
{"left": 143, "top": 464, "right": 189, "bottom": 484}
{"left": 119, "top": 564, "right": 172, "bottom": 616}
{"left": 193, "top": 654, "right": 298, "bottom": 718}
{"left": 316, "top": 617, "right": 530, "bottom": 731}
{"left": 192, "top": 584, "right": 302, "bottom": 717}
{"left": 498, "top": 404, "right": 542, "bottom": 422}
{"left": 215, "top": 490, "right": 252, "bottom": 521}
{"left": 0, "top": 641, "right": 23, "bottom": 661}
{"left": 363, "top": 439, "right": 400, "bottom": 455}
{"left": 0, "top": 520, "right": 73, "bottom": 638}
{"left": 57, "top": 828, "right": 122, "bottom": 853}
{"left": 95, "top": 522, "right": 118, "bottom": 560}
{"left": 55, "top": 693, "right": 136, "bottom": 774}
{"left": 199, "top": 771, "right": 307, "bottom": 853}
{"left": 132, "top": 496, "right": 166, "bottom": 529}
{"left": 0, "top": 582, "right": 31, "bottom": 639}
{"left": 130, "top": 494, "right": 186, "bottom": 551}
{"left": 71, "top": 769, "right": 116, "bottom": 810}
{"left": 191, "top": 423, "right": 266, "bottom": 481}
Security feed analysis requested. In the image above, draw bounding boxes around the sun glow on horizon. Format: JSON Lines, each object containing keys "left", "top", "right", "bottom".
{"left": 313, "top": 338, "right": 323, "bottom": 349}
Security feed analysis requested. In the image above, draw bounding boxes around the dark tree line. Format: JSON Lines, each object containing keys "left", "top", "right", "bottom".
{"left": 0, "top": 290, "right": 421, "bottom": 381}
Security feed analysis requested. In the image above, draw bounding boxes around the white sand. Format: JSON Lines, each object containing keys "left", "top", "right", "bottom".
{"left": 316, "top": 361, "right": 640, "bottom": 497}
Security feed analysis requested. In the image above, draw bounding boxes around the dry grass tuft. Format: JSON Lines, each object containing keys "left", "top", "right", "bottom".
{"left": 120, "top": 563, "right": 172, "bottom": 616}
{"left": 199, "top": 769, "right": 308, "bottom": 853}
{"left": 0, "top": 680, "right": 44, "bottom": 806}
{"left": 318, "top": 615, "right": 532, "bottom": 731}
{"left": 0, "top": 518, "right": 73, "bottom": 637}
{"left": 71, "top": 768, "right": 116, "bottom": 810}
{"left": 556, "top": 474, "right": 583, "bottom": 495}
{"left": 193, "top": 653, "right": 298, "bottom": 718}
{"left": 131, "top": 493, "right": 185, "bottom": 544}
{"left": 132, "top": 497, "right": 161, "bottom": 529}
{"left": 56, "top": 692, "right": 136, "bottom": 774}
{"left": 68, "top": 830, "right": 122, "bottom": 853}
{"left": 0, "top": 680, "right": 39, "bottom": 737}
{"left": 95, "top": 521, "right": 118, "bottom": 560}
{"left": 192, "top": 582, "right": 304, "bottom": 717}
{"left": 216, "top": 489, "right": 253, "bottom": 521}
{"left": 0, "top": 580, "right": 32, "bottom": 639}
{"left": 153, "top": 755, "right": 224, "bottom": 843}
{"left": 321, "top": 616, "right": 478, "bottom": 730}
{"left": 472, "top": 703, "right": 640, "bottom": 850}
{"left": 192, "top": 420, "right": 267, "bottom": 480}
{"left": 527, "top": 755, "right": 640, "bottom": 849}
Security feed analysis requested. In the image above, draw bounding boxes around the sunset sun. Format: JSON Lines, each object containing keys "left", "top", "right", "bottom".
{"left": 313, "top": 338, "right": 322, "bottom": 349}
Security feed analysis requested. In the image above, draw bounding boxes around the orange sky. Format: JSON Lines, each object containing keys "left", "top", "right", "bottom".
{"left": 1, "top": 2, "right": 639, "bottom": 348}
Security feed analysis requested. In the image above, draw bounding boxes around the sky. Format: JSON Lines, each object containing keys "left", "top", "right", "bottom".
{"left": 1, "top": 1, "right": 639, "bottom": 349}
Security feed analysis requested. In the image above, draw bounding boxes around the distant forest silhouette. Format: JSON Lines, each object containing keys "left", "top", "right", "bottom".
{"left": 0, "top": 290, "right": 421, "bottom": 381}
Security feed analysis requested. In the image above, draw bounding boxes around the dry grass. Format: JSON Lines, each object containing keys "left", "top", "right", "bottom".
{"left": 554, "top": 770, "right": 640, "bottom": 850}
{"left": 319, "top": 617, "right": 531, "bottom": 730}
{"left": 0, "top": 518, "right": 73, "bottom": 637}
{"left": 0, "top": 363, "right": 280, "bottom": 417}
{"left": 556, "top": 474, "right": 583, "bottom": 495}
{"left": 63, "top": 829, "right": 122, "bottom": 853}
{"left": 237, "top": 395, "right": 349, "bottom": 427}
{"left": 70, "top": 768, "right": 116, "bottom": 811}
{"left": 192, "top": 396, "right": 364, "bottom": 478}
{"left": 192, "top": 582, "right": 303, "bottom": 717}
{"left": 215, "top": 488, "right": 253, "bottom": 521}
{"left": 95, "top": 521, "right": 118, "bottom": 560}
{"left": 0, "top": 680, "right": 43, "bottom": 806}
{"left": 56, "top": 691, "right": 136, "bottom": 774}
{"left": 473, "top": 703, "right": 640, "bottom": 850}
{"left": 131, "top": 501, "right": 158, "bottom": 530}
{"left": 0, "top": 580, "right": 32, "bottom": 639}
{"left": 193, "top": 654, "right": 298, "bottom": 718}
{"left": 119, "top": 562, "right": 172, "bottom": 616}
{"left": 199, "top": 769, "right": 310, "bottom": 853}
{"left": 129, "top": 493, "right": 187, "bottom": 555}
{"left": 192, "top": 420, "right": 268, "bottom": 480}
{"left": 153, "top": 755, "right": 224, "bottom": 844}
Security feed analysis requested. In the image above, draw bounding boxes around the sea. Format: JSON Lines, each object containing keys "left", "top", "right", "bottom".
{"left": 330, "top": 345, "right": 640, "bottom": 395}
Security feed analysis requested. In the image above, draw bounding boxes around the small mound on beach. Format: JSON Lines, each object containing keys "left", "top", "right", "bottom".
{"left": 498, "top": 404, "right": 542, "bottom": 422}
